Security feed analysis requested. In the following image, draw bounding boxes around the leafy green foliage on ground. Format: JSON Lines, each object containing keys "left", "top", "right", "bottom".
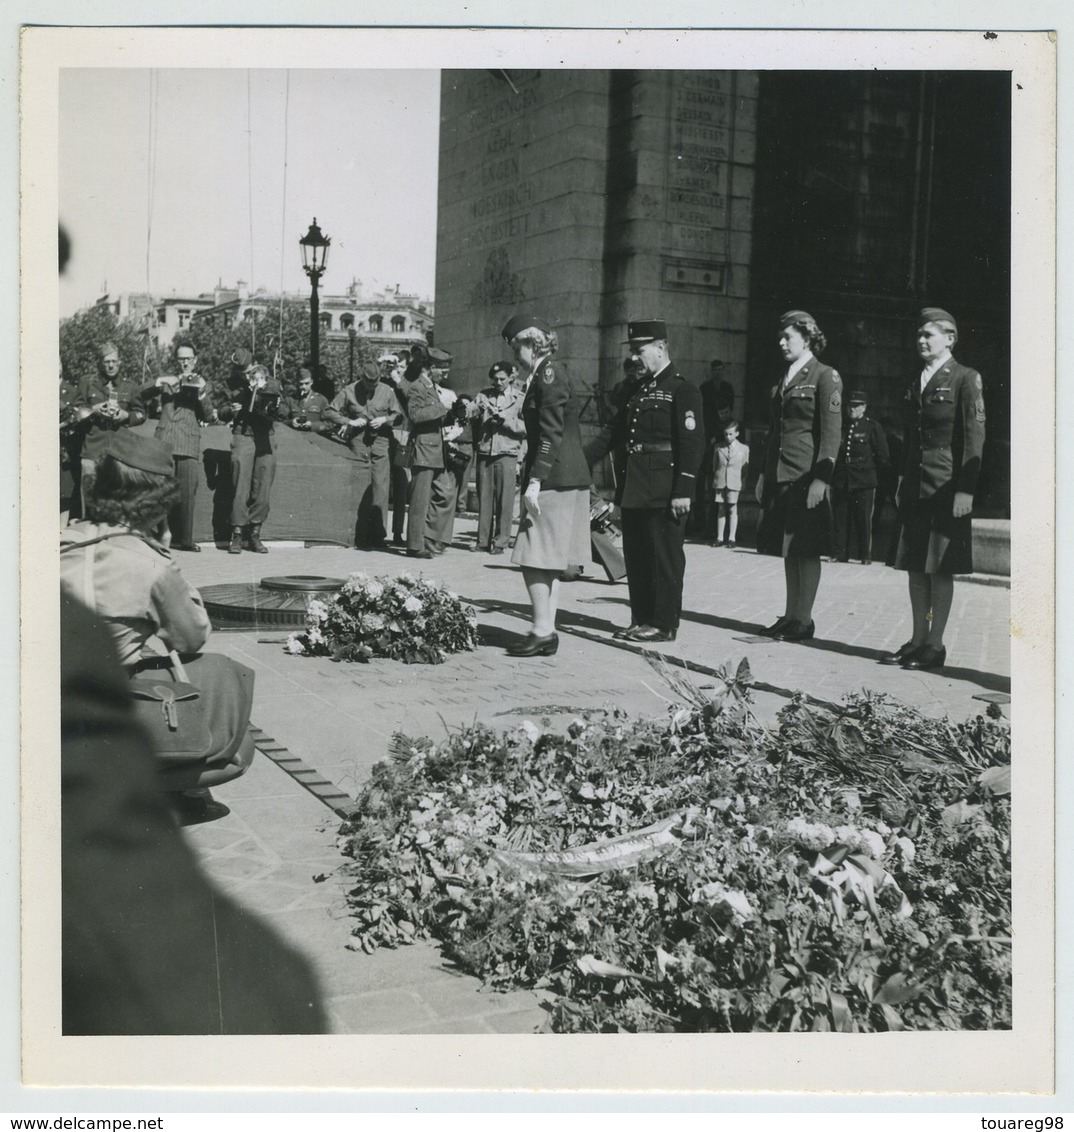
{"left": 337, "top": 660, "right": 1011, "bottom": 1032}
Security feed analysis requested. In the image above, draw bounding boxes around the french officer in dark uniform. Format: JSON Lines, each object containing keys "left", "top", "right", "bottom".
{"left": 754, "top": 309, "right": 843, "bottom": 641}
{"left": 587, "top": 319, "right": 705, "bottom": 643}
{"left": 831, "top": 389, "right": 889, "bottom": 564}
{"left": 880, "top": 307, "right": 985, "bottom": 672}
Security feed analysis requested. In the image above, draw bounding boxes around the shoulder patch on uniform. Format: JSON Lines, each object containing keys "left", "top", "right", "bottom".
{"left": 975, "top": 396, "right": 986, "bottom": 422}
{"left": 684, "top": 410, "right": 697, "bottom": 431}
{"left": 829, "top": 390, "right": 842, "bottom": 412}
{"left": 975, "top": 373, "right": 983, "bottom": 390}
{"left": 831, "top": 370, "right": 842, "bottom": 383}
{"left": 542, "top": 366, "right": 556, "bottom": 385}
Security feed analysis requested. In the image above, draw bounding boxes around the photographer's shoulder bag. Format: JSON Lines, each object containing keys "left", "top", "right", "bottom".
{"left": 61, "top": 530, "right": 256, "bottom": 787}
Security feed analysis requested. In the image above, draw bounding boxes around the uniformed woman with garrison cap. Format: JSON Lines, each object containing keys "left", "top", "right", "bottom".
{"left": 502, "top": 313, "right": 591, "bottom": 657}
{"left": 880, "top": 307, "right": 985, "bottom": 672}
{"left": 754, "top": 309, "right": 843, "bottom": 641}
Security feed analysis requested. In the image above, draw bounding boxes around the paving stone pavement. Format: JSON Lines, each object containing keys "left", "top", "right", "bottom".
{"left": 174, "top": 516, "right": 1010, "bottom": 1034}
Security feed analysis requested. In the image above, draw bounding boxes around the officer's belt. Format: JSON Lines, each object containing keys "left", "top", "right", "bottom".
{"left": 628, "top": 442, "right": 673, "bottom": 454}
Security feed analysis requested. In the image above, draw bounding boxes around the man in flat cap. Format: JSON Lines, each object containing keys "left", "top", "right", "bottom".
{"left": 830, "top": 388, "right": 889, "bottom": 564}
{"left": 324, "top": 359, "right": 405, "bottom": 549}
{"left": 587, "top": 319, "right": 705, "bottom": 642}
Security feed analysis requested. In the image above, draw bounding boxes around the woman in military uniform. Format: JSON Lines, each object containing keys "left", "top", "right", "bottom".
{"left": 880, "top": 308, "right": 985, "bottom": 671}
{"left": 754, "top": 310, "right": 843, "bottom": 641}
{"left": 502, "top": 313, "right": 591, "bottom": 657}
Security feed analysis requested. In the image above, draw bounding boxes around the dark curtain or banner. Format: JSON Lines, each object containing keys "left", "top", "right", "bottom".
{"left": 127, "top": 422, "right": 368, "bottom": 545}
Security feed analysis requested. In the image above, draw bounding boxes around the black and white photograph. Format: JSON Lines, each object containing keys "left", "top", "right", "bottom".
{"left": 15, "top": 17, "right": 1058, "bottom": 1105}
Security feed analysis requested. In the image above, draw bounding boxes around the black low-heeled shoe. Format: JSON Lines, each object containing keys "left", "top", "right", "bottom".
{"left": 902, "top": 644, "right": 946, "bottom": 671}
{"left": 759, "top": 615, "right": 791, "bottom": 637}
{"left": 613, "top": 623, "right": 644, "bottom": 640}
{"left": 879, "top": 641, "right": 921, "bottom": 666}
{"left": 774, "top": 619, "right": 815, "bottom": 642}
{"left": 506, "top": 632, "right": 559, "bottom": 657}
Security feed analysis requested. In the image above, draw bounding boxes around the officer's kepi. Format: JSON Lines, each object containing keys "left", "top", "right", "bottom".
{"left": 624, "top": 319, "right": 668, "bottom": 345}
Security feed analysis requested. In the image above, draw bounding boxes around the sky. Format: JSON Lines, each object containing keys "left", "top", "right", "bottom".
{"left": 58, "top": 68, "right": 441, "bottom": 316}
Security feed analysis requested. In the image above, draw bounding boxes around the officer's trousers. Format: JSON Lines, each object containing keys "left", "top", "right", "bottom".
{"left": 348, "top": 437, "right": 391, "bottom": 547}
{"left": 831, "top": 483, "right": 875, "bottom": 561}
{"left": 169, "top": 454, "right": 200, "bottom": 546}
{"left": 621, "top": 506, "right": 688, "bottom": 631}
{"left": 230, "top": 433, "right": 276, "bottom": 528}
{"left": 476, "top": 454, "right": 518, "bottom": 550}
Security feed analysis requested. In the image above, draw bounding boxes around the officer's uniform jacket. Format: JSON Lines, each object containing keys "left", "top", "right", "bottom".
{"left": 762, "top": 356, "right": 843, "bottom": 485}
{"left": 283, "top": 390, "right": 331, "bottom": 432}
{"left": 519, "top": 357, "right": 590, "bottom": 490}
{"left": 713, "top": 438, "right": 750, "bottom": 492}
{"left": 74, "top": 375, "right": 148, "bottom": 461}
{"left": 899, "top": 357, "right": 985, "bottom": 500}
{"left": 587, "top": 362, "right": 705, "bottom": 509}
{"left": 324, "top": 382, "right": 403, "bottom": 447}
{"left": 833, "top": 414, "right": 889, "bottom": 491}
{"left": 403, "top": 373, "right": 447, "bottom": 469}
{"left": 474, "top": 384, "right": 526, "bottom": 458}
{"left": 151, "top": 375, "right": 213, "bottom": 459}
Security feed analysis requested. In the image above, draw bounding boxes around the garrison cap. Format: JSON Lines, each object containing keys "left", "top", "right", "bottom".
{"left": 501, "top": 313, "right": 550, "bottom": 342}
{"left": 105, "top": 430, "right": 174, "bottom": 476}
{"left": 624, "top": 319, "right": 668, "bottom": 345}
{"left": 919, "top": 307, "right": 958, "bottom": 333}
{"left": 299, "top": 367, "right": 312, "bottom": 381}
{"left": 99, "top": 341, "right": 119, "bottom": 359}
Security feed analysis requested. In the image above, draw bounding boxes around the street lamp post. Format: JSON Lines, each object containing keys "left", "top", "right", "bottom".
{"left": 300, "top": 218, "right": 331, "bottom": 396}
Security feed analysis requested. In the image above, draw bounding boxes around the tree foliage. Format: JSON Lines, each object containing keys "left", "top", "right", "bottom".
{"left": 59, "top": 306, "right": 162, "bottom": 388}
{"left": 184, "top": 298, "right": 381, "bottom": 400}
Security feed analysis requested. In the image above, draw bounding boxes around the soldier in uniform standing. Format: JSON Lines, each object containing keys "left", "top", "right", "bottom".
{"left": 219, "top": 352, "right": 284, "bottom": 555}
{"left": 73, "top": 341, "right": 147, "bottom": 516}
{"left": 473, "top": 360, "right": 527, "bottom": 554}
{"left": 283, "top": 367, "right": 331, "bottom": 433}
{"left": 880, "top": 307, "right": 985, "bottom": 672}
{"left": 587, "top": 319, "right": 705, "bottom": 643}
{"left": 830, "top": 389, "right": 889, "bottom": 564}
{"left": 146, "top": 342, "right": 214, "bottom": 552}
{"left": 754, "top": 310, "right": 843, "bottom": 641}
{"left": 401, "top": 345, "right": 453, "bottom": 559}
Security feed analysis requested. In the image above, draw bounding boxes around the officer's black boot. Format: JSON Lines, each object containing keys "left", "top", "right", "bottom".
{"left": 245, "top": 524, "right": 268, "bottom": 554}
{"left": 228, "top": 526, "right": 243, "bottom": 554}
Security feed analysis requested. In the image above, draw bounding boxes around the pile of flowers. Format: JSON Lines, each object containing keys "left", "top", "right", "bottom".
{"left": 286, "top": 571, "right": 479, "bottom": 664}
{"left": 337, "top": 659, "right": 1012, "bottom": 1032}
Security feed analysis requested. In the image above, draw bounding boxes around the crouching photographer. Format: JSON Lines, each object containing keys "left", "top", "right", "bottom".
{"left": 60, "top": 431, "right": 256, "bottom": 825}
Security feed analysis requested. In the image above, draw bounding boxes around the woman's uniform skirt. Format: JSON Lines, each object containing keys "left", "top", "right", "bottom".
{"left": 756, "top": 476, "right": 834, "bottom": 559}
{"left": 893, "top": 483, "right": 973, "bottom": 574}
{"left": 511, "top": 487, "right": 590, "bottom": 571}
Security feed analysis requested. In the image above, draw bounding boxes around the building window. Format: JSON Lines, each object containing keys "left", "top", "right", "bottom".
{"left": 368, "top": 315, "right": 383, "bottom": 332}
{"left": 177, "top": 308, "right": 192, "bottom": 329}
{"left": 340, "top": 313, "right": 354, "bottom": 330}
{"left": 223, "top": 313, "right": 233, "bottom": 329}
{"left": 320, "top": 312, "right": 332, "bottom": 330}
{"left": 391, "top": 316, "right": 406, "bottom": 333}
